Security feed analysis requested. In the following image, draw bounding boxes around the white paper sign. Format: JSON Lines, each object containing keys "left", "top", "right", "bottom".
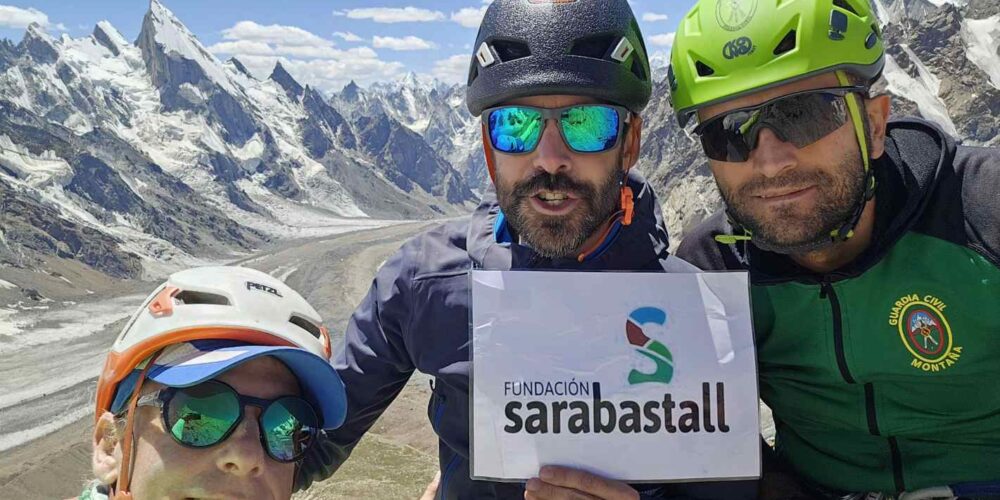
{"left": 470, "top": 270, "right": 759, "bottom": 482}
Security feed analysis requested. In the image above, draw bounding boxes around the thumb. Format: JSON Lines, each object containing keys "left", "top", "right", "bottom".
{"left": 418, "top": 470, "right": 442, "bottom": 500}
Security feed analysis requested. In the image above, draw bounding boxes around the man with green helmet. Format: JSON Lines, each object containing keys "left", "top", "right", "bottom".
{"left": 670, "top": 0, "right": 1000, "bottom": 497}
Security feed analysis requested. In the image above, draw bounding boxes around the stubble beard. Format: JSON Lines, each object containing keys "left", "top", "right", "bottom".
{"left": 719, "top": 152, "right": 867, "bottom": 255}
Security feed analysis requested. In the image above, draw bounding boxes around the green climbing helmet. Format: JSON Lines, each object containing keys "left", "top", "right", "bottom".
{"left": 668, "top": 0, "right": 885, "bottom": 127}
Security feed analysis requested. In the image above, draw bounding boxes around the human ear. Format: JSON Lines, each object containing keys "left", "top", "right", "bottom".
{"left": 92, "top": 412, "right": 121, "bottom": 485}
{"left": 865, "top": 95, "right": 891, "bottom": 160}
{"left": 622, "top": 114, "right": 644, "bottom": 171}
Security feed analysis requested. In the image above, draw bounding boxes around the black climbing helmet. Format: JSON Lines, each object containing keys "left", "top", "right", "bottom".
{"left": 465, "top": 0, "right": 652, "bottom": 117}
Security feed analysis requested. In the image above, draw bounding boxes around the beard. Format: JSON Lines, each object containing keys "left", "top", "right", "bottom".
{"left": 497, "top": 161, "right": 623, "bottom": 259}
{"left": 719, "top": 151, "right": 868, "bottom": 255}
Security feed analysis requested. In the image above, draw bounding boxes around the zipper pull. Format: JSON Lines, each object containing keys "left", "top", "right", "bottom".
{"left": 819, "top": 281, "right": 830, "bottom": 299}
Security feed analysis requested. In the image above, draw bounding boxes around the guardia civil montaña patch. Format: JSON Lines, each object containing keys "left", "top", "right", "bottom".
{"left": 888, "top": 293, "right": 962, "bottom": 372}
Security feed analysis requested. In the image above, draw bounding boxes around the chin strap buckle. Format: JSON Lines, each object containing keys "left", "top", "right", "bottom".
{"left": 620, "top": 186, "right": 634, "bottom": 226}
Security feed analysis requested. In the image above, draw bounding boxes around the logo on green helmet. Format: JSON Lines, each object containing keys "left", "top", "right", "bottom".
{"left": 722, "top": 36, "right": 755, "bottom": 60}
{"left": 716, "top": 0, "right": 758, "bottom": 32}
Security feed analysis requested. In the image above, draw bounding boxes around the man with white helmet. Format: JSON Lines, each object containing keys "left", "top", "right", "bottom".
{"left": 82, "top": 266, "right": 347, "bottom": 500}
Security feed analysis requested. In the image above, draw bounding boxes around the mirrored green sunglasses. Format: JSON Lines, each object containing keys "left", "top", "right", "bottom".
{"left": 483, "top": 104, "right": 630, "bottom": 155}
{"left": 133, "top": 379, "right": 320, "bottom": 463}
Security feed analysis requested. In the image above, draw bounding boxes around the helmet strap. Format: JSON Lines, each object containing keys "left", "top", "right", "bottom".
{"left": 830, "top": 70, "right": 876, "bottom": 242}
{"left": 111, "top": 349, "right": 164, "bottom": 500}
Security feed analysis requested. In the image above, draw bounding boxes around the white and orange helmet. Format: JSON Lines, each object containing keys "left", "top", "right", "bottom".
{"left": 95, "top": 266, "right": 335, "bottom": 423}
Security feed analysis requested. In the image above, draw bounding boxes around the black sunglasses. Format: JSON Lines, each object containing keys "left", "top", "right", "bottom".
{"left": 694, "top": 86, "right": 868, "bottom": 162}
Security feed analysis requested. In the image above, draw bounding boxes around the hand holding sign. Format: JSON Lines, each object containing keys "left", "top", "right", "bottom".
{"left": 526, "top": 466, "right": 639, "bottom": 500}
{"left": 471, "top": 270, "right": 759, "bottom": 482}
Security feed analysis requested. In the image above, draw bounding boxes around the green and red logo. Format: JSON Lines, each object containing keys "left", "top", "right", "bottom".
{"left": 888, "top": 293, "right": 962, "bottom": 372}
{"left": 625, "top": 307, "right": 673, "bottom": 385}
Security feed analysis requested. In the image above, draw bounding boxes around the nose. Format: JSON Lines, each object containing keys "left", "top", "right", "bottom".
{"left": 215, "top": 409, "right": 265, "bottom": 478}
{"left": 532, "top": 118, "right": 572, "bottom": 176}
{"left": 747, "top": 127, "right": 797, "bottom": 178}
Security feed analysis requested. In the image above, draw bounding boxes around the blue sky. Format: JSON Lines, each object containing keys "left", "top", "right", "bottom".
{"left": 0, "top": 0, "right": 695, "bottom": 92}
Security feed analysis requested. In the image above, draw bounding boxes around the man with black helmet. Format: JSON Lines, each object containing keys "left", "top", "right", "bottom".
{"left": 296, "top": 1, "right": 758, "bottom": 499}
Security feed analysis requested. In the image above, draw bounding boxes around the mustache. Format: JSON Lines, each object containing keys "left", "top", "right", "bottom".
{"left": 512, "top": 173, "right": 594, "bottom": 200}
{"left": 736, "top": 170, "right": 829, "bottom": 197}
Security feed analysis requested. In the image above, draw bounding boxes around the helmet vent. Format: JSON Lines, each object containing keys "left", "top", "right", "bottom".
{"left": 175, "top": 291, "right": 230, "bottom": 306}
{"left": 289, "top": 315, "right": 322, "bottom": 340}
{"left": 570, "top": 34, "right": 617, "bottom": 60}
{"left": 631, "top": 58, "right": 647, "bottom": 82}
{"left": 467, "top": 59, "right": 479, "bottom": 86}
{"left": 773, "top": 30, "right": 797, "bottom": 56}
{"left": 832, "top": 0, "right": 859, "bottom": 16}
{"left": 491, "top": 40, "right": 530, "bottom": 62}
{"left": 695, "top": 61, "right": 715, "bottom": 77}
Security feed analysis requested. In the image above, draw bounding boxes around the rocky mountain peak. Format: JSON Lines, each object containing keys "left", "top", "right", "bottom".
{"left": 874, "top": 0, "right": 940, "bottom": 25}
{"left": 138, "top": 0, "right": 237, "bottom": 95}
{"left": 227, "top": 57, "right": 254, "bottom": 79}
{"left": 19, "top": 23, "right": 59, "bottom": 64}
{"left": 92, "top": 21, "right": 128, "bottom": 56}
{"left": 341, "top": 80, "right": 362, "bottom": 101}
{"left": 269, "top": 62, "right": 304, "bottom": 100}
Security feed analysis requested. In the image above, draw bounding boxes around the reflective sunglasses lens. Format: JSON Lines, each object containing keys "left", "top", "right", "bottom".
{"left": 561, "top": 105, "right": 620, "bottom": 153}
{"left": 488, "top": 107, "right": 543, "bottom": 153}
{"left": 699, "top": 91, "right": 851, "bottom": 162}
{"left": 261, "top": 397, "right": 319, "bottom": 462}
{"left": 773, "top": 92, "right": 849, "bottom": 148}
{"left": 166, "top": 382, "right": 239, "bottom": 447}
{"left": 700, "top": 110, "right": 756, "bottom": 162}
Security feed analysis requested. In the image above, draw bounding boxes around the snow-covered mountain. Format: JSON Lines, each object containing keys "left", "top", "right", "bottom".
{"left": 0, "top": 0, "right": 476, "bottom": 281}
{"left": 1, "top": 0, "right": 998, "bottom": 285}
{"left": 333, "top": 74, "right": 489, "bottom": 192}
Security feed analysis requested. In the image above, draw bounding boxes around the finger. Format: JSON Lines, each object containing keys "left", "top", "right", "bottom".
{"left": 525, "top": 478, "right": 601, "bottom": 500}
{"left": 418, "top": 471, "right": 441, "bottom": 500}
{"left": 538, "top": 466, "right": 638, "bottom": 499}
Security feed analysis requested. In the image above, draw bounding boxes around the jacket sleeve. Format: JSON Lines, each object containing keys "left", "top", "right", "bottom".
{"left": 295, "top": 246, "right": 417, "bottom": 491}
{"left": 959, "top": 145, "right": 1000, "bottom": 268}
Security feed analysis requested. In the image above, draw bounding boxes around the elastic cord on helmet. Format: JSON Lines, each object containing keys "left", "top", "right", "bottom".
{"left": 830, "top": 69, "right": 876, "bottom": 242}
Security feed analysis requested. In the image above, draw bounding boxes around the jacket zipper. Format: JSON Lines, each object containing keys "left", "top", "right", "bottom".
{"left": 819, "top": 282, "right": 855, "bottom": 383}
{"left": 820, "top": 281, "right": 905, "bottom": 491}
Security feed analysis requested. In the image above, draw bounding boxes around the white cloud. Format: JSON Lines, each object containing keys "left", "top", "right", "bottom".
{"left": 0, "top": 5, "right": 61, "bottom": 30}
{"left": 642, "top": 13, "right": 669, "bottom": 22}
{"left": 210, "top": 21, "right": 404, "bottom": 91}
{"left": 222, "top": 21, "right": 333, "bottom": 48}
{"left": 649, "top": 32, "right": 675, "bottom": 47}
{"left": 336, "top": 7, "right": 445, "bottom": 24}
{"left": 372, "top": 35, "right": 437, "bottom": 51}
{"left": 333, "top": 31, "right": 363, "bottom": 42}
{"left": 222, "top": 51, "right": 405, "bottom": 92}
{"left": 430, "top": 54, "right": 471, "bottom": 84}
{"left": 451, "top": 6, "right": 488, "bottom": 28}
{"left": 209, "top": 40, "right": 275, "bottom": 56}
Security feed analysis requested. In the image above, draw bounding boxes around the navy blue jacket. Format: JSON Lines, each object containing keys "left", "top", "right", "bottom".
{"left": 297, "top": 171, "right": 759, "bottom": 499}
